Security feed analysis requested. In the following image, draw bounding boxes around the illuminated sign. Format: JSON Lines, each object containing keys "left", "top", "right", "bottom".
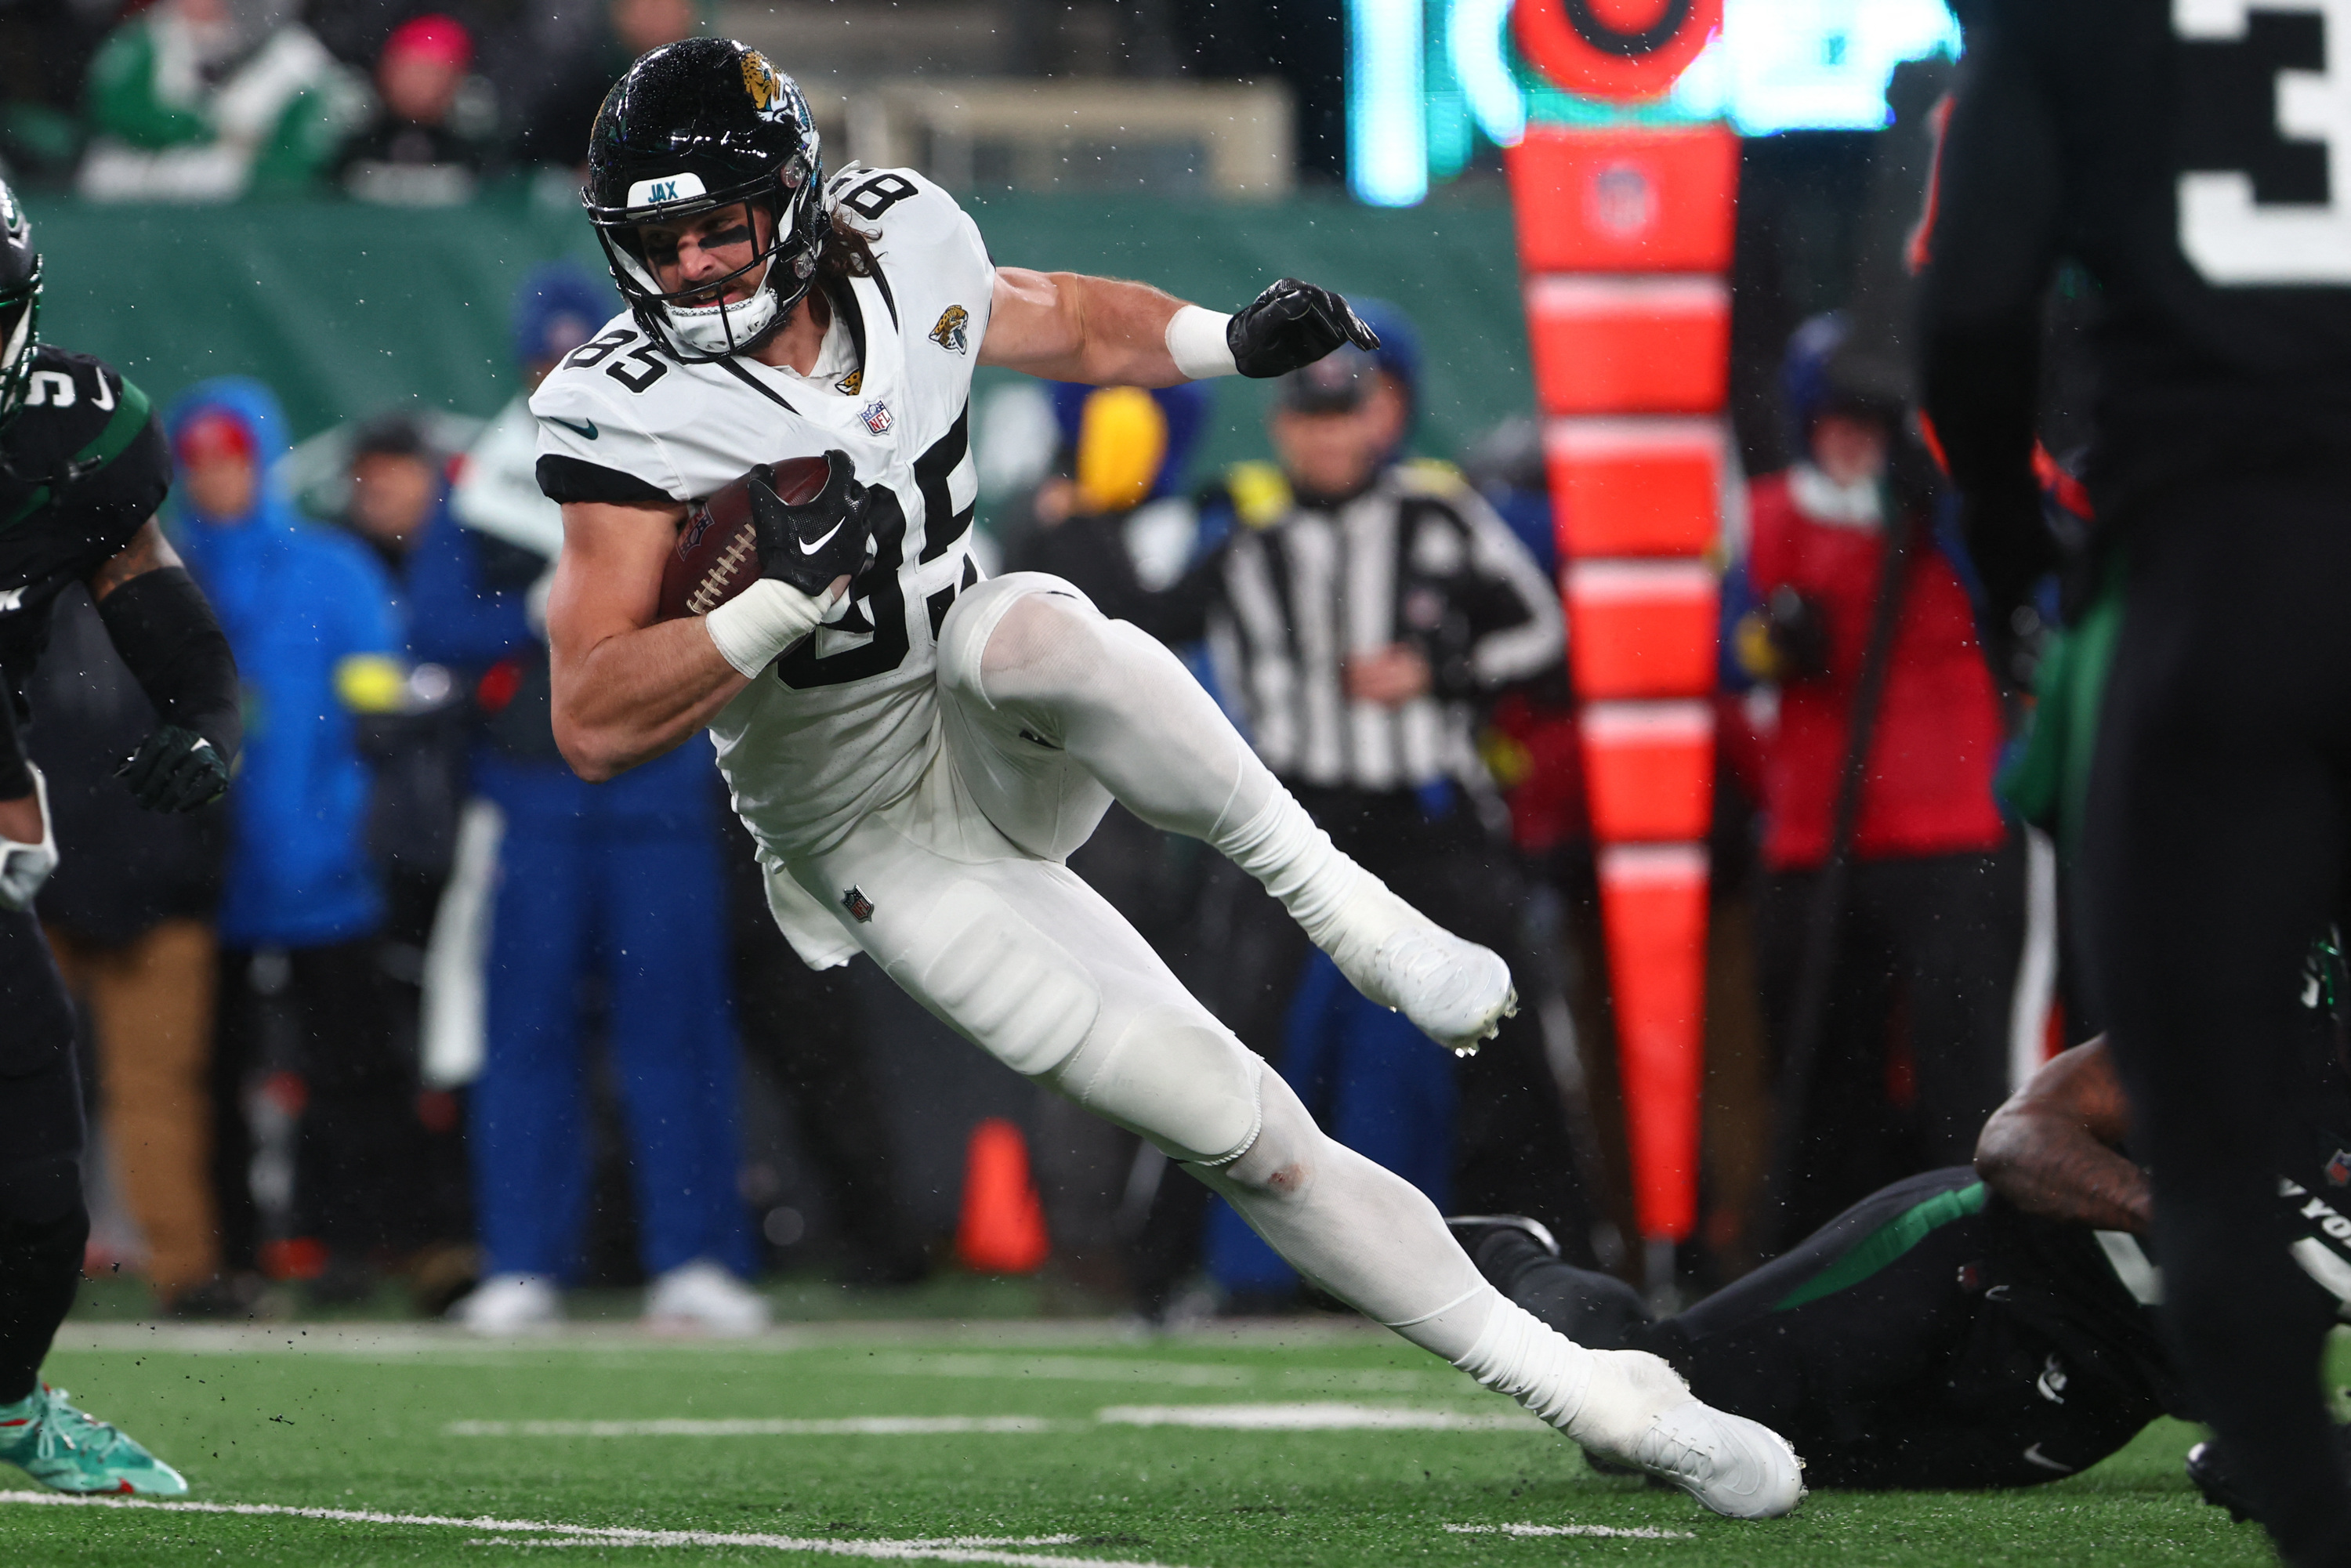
{"left": 1349, "top": 0, "right": 1962, "bottom": 205}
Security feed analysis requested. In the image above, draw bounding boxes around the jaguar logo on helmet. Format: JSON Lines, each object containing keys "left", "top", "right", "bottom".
{"left": 741, "top": 50, "right": 779, "bottom": 110}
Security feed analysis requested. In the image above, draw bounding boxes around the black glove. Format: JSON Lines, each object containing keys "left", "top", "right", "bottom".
{"left": 1763, "top": 585, "right": 1831, "bottom": 682}
{"left": 117, "top": 723, "right": 230, "bottom": 812}
{"left": 745, "top": 451, "right": 877, "bottom": 597}
{"left": 1227, "top": 278, "right": 1381, "bottom": 378}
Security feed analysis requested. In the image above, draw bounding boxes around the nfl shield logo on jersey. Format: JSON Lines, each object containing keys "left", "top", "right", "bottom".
{"left": 841, "top": 885, "right": 876, "bottom": 923}
{"left": 860, "top": 400, "right": 893, "bottom": 435}
{"left": 2327, "top": 1149, "right": 2351, "bottom": 1187}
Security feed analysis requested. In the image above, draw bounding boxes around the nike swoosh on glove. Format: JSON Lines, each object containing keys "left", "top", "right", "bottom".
{"left": 0, "top": 763, "right": 56, "bottom": 912}
{"left": 117, "top": 724, "right": 230, "bottom": 812}
{"left": 746, "top": 451, "right": 879, "bottom": 596}
{"left": 1227, "top": 278, "right": 1382, "bottom": 378}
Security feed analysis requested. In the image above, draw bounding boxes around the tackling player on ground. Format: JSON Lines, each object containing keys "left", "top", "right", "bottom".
{"left": 0, "top": 177, "right": 240, "bottom": 1497}
{"left": 534, "top": 39, "right": 1802, "bottom": 1519}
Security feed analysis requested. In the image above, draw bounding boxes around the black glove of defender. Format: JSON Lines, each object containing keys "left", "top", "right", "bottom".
{"left": 117, "top": 723, "right": 230, "bottom": 812}
{"left": 1227, "top": 279, "right": 1382, "bottom": 378}
{"left": 1762, "top": 585, "right": 1831, "bottom": 682}
{"left": 745, "top": 450, "right": 878, "bottom": 598}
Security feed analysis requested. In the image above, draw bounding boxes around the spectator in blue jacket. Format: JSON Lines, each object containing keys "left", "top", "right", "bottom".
{"left": 164, "top": 377, "right": 411, "bottom": 1297}
{"left": 429, "top": 265, "right": 763, "bottom": 1334}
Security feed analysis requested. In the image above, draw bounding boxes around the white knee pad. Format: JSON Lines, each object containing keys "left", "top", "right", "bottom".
{"left": 886, "top": 880, "right": 1102, "bottom": 1075}
{"left": 936, "top": 572, "right": 1099, "bottom": 710}
{"left": 1047, "top": 1005, "right": 1264, "bottom": 1167}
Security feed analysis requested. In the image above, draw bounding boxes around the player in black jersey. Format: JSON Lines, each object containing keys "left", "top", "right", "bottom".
{"left": 1915, "top": 1, "right": 2351, "bottom": 1560}
{"left": 1454, "top": 962, "right": 2351, "bottom": 1492}
{"left": 0, "top": 177, "right": 239, "bottom": 1496}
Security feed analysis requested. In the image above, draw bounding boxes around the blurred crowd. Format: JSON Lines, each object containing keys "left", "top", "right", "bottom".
{"left": 25, "top": 238, "right": 2038, "bottom": 1330}
{"left": 0, "top": 0, "right": 698, "bottom": 200}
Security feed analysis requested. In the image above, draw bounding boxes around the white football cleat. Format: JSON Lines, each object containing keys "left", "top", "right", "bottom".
{"left": 1569, "top": 1349, "right": 1804, "bottom": 1519}
{"left": 1320, "top": 876, "right": 1516, "bottom": 1054}
{"left": 454, "top": 1273, "right": 562, "bottom": 1335}
{"left": 643, "top": 1261, "right": 770, "bottom": 1337}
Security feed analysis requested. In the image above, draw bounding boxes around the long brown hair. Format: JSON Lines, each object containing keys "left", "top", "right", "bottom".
{"left": 815, "top": 212, "right": 880, "bottom": 285}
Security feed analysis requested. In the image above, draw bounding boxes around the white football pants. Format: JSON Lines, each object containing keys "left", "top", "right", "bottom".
{"left": 774, "top": 574, "right": 1516, "bottom": 1363}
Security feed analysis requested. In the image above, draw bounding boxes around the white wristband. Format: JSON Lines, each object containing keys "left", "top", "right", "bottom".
{"left": 1165, "top": 305, "right": 1237, "bottom": 380}
{"left": 705, "top": 578, "right": 834, "bottom": 679}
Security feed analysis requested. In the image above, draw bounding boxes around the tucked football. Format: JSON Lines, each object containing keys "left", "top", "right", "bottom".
{"left": 656, "top": 455, "right": 831, "bottom": 621}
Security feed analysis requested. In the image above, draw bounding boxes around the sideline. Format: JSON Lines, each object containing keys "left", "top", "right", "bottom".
{"left": 0, "top": 1490, "right": 1192, "bottom": 1566}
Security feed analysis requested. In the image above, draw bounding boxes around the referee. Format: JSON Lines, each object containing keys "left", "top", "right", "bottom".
{"left": 1123, "top": 345, "right": 1592, "bottom": 1248}
{"left": 1918, "top": 2, "right": 2351, "bottom": 1560}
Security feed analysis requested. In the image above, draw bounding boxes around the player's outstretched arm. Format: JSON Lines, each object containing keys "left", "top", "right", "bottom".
{"left": 980, "top": 270, "right": 1378, "bottom": 386}
{"left": 88, "top": 519, "right": 241, "bottom": 812}
{"left": 546, "top": 497, "right": 752, "bottom": 782}
{"left": 1975, "top": 1037, "right": 2154, "bottom": 1235}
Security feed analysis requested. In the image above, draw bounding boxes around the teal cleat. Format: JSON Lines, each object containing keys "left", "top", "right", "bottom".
{"left": 0, "top": 1384, "right": 187, "bottom": 1495}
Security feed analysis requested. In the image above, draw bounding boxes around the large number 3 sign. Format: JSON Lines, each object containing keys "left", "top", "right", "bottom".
{"left": 2176, "top": 0, "right": 2351, "bottom": 284}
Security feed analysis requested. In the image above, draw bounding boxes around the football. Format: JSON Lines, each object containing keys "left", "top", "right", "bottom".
{"left": 655, "top": 454, "right": 831, "bottom": 621}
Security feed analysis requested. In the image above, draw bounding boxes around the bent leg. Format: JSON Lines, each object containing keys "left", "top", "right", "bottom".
{"left": 0, "top": 911, "right": 89, "bottom": 1401}
{"left": 936, "top": 575, "right": 1512, "bottom": 1052}
{"left": 794, "top": 804, "right": 1798, "bottom": 1514}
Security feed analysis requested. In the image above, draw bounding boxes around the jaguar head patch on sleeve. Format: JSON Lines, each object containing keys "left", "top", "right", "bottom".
{"left": 929, "top": 305, "right": 970, "bottom": 355}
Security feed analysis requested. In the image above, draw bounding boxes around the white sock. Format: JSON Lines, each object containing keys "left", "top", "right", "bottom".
{"left": 1213, "top": 788, "right": 1370, "bottom": 946}
{"left": 1448, "top": 1293, "right": 1597, "bottom": 1430}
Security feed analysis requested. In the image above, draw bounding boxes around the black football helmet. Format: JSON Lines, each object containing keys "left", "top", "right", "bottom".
{"left": 0, "top": 179, "right": 40, "bottom": 429}
{"left": 583, "top": 38, "right": 828, "bottom": 362}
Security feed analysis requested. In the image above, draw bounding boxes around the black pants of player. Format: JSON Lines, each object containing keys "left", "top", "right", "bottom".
{"left": 1200, "top": 786, "right": 1598, "bottom": 1262}
{"left": 1471, "top": 1167, "right": 2159, "bottom": 1487}
{"left": 2081, "top": 465, "right": 2351, "bottom": 1566}
{"left": 1758, "top": 848, "right": 2023, "bottom": 1244}
{"left": 211, "top": 940, "right": 415, "bottom": 1271}
{"left": 0, "top": 908, "right": 89, "bottom": 1403}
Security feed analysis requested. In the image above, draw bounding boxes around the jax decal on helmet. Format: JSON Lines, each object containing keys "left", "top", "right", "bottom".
{"left": 583, "top": 38, "right": 830, "bottom": 362}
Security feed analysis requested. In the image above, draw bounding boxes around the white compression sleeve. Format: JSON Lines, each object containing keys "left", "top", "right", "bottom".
{"left": 1165, "top": 305, "right": 1238, "bottom": 380}
{"left": 704, "top": 579, "right": 833, "bottom": 679}
{"left": 976, "top": 595, "right": 1368, "bottom": 937}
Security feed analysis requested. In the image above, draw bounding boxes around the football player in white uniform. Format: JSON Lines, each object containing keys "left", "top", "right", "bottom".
{"left": 534, "top": 39, "right": 1802, "bottom": 1519}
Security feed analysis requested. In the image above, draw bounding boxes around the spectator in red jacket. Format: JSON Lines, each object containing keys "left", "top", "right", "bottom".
{"left": 1738, "top": 313, "right": 2022, "bottom": 1243}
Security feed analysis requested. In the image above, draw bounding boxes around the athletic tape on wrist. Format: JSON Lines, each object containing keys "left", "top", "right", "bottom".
{"left": 1165, "top": 306, "right": 1237, "bottom": 381}
{"left": 705, "top": 578, "right": 831, "bottom": 679}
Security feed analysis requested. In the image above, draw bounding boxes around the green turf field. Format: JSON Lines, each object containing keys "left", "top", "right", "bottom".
{"left": 0, "top": 1319, "right": 2280, "bottom": 1566}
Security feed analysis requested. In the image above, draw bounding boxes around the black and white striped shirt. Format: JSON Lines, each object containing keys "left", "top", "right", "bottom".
{"left": 1138, "top": 465, "right": 1564, "bottom": 794}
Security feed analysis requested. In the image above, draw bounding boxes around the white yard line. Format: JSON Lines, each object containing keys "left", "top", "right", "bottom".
{"left": 1445, "top": 1522, "right": 1697, "bottom": 1540}
{"left": 1097, "top": 1403, "right": 1543, "bottom": 1432}
{"left": 865, "top": 1354, "right": 1252, "bottom": 1388}
{"left": 54, "top": 1320, "right": 1395, "bottom": 1358}
{"left": 447, "top": 1417, "right": 1072, "bottom": 1437}
{"left": 0, "top": 1491, "right": 1190, "bottom": 1566}
{"left": 446, "top": 1403, "right": 1541, "bottom": 1437}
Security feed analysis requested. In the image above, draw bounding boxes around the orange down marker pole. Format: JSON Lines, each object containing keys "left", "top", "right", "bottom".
{"left": 1505, "top": 28, "right": 1736, "bottom": 1289}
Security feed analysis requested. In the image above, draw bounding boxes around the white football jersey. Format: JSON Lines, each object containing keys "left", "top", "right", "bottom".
{"left": 531, "top": 165, "right": 991, "bottom": 862}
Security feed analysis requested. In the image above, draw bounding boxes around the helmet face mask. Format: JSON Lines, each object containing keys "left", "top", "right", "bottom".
{"left": 583, "top": 40, "right": 828, "bottom": 363}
